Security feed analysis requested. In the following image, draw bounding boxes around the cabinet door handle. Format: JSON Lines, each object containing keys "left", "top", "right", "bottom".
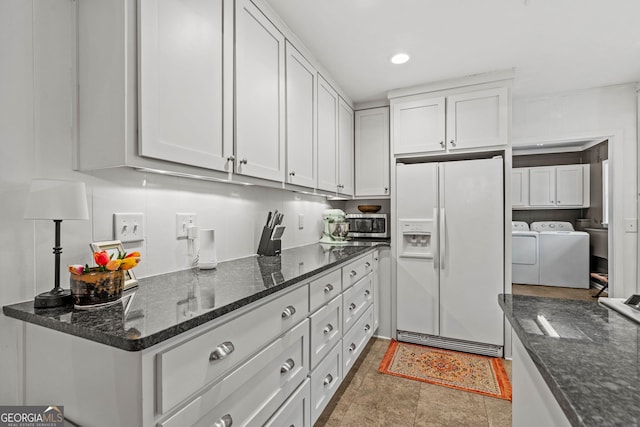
{"left": 226, "top": 155, "right": 235, "bottom": 162}
{"left": 323, "top": 284, "right": 334, "bottom": 294}
{"left": 239, "top": 158, "right": 248, "bottom": 165}
{"left": 323, "top": 373, "right": 334, "bottom": 386}
{"left": 209, "top": 341, "right": 235, "bottom": 361}
{"left": 348, "top": 343, "right": 356, "bottom": 352}
{"left": 281, "top": 305, "right": 296, "bottom": 318}
{"left": 450, "top": 139, "right": 456, "bottom": 147}
{"left": 384, "top": 186, "right": 389, "bottom": 193}
{"left": 364, "top": 324, "right": 371, "bottom": 332}
{"left": 350, "top": 270, "right": 357, "bottom": 277}
{"left": 289, "top": 171, "right": 296, "bottom": 176}
{"left": 349, "top": 302, "right": 356, "bottom": 311}
{"left": 213, "top": 414, "right": 233, "bottom": 427}
{"left": 365, "top": 262, "right": 371, "bottom": 268}
{"left": 364, "top": 289, "right": 371, "bottom": 297}
{"left": 323, "top": 324, "right": 334, "bottom": 335}
{"left": 280, "top": 358, "right": 295, "bottom": 374}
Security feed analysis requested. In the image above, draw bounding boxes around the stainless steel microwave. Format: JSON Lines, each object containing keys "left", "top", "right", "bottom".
{"left": 346, "top": 213, "right": 389, "bottom": 238}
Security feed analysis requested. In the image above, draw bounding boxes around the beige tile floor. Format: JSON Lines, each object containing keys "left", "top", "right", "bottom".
{"left": 315, "top": 338, "right": 512, "bottom": 427}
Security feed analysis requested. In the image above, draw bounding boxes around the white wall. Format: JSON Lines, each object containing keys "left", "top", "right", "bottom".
{"left": 512, "top": 84, "right": 638, "bottom": 298}
{"left": 0, "top": 0, "right": 330, "bottom": 404}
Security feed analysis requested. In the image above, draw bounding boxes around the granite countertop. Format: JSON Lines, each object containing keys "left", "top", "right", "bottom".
{"left": 3, "top": 242, "right": 386, "bottom": 352}
{"left": 499, "top": 294, "right": 640, "bottom": 427}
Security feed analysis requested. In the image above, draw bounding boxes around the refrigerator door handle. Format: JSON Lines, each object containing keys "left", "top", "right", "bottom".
{"left": 439, "top": 208, "right": 446, "bottom": 270}
{"left": 433, "top": 208, "right": 439, "bottom": 269}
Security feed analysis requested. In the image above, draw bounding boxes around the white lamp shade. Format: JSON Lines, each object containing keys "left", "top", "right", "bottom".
{"left": 24, "top": 179, "right": 89, "bottom": 220}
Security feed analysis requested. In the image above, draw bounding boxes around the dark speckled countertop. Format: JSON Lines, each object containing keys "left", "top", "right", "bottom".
{"left": 499, "top": 294, "right": 640, "bottom": 427}
{"left": 3, "top": 242, "right": 385, "bottom": 352}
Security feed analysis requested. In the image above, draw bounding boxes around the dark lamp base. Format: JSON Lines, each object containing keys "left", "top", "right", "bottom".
{"left": 34, "top": 288, "right": 73, "bottom": 308}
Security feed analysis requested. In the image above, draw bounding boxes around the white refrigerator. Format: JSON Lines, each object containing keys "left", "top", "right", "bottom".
{"left": 395, "top": 157, "right": 504, "bottom": 356}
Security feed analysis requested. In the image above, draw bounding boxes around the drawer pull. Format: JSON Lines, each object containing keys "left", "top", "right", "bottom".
{"left": 348, "top": 303, "right": 356, "bottom": 311}
{"left": 280, "top": 358, "right": 295, "bottom": 374}
{"left": 281, "top": 305, "right": 296, "bottom": 318}
{"left": 209, "top": 341, "right": 235, "bottom": 361}
{"left": 323, "top": 284, "right": 334, "bottom": 294}
{"left": 323, "top": 324, "right": 334, "bottom": 335}
{"left": 365, "top": 262, "right": 371, "bottom": 268}
{"left": 213, "top": 414, "right": 233, "bottom": 427}
{"left": 364, "top": 324, "right": 371, "bottom": 332}
{"left": 348, "top": 343, "right": 356, "bottom": 352}
{"left": 364, "top": 289, "right": 371, "bottom": 297}
{"left": 323, "top": 373, "right": 334, "bottom": 386}
{"left": 350, "top": 270, "right": 357, "bottom": 277}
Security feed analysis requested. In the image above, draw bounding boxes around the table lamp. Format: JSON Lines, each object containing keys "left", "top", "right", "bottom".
{"left": 24, "top": 179, "right": 89, "bottom": 308}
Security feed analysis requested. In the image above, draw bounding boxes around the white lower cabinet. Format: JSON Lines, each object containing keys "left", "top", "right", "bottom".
{"left": 342, "top": 274, "right": 373, "bottom": 332}
{"left": 343, "top": 306, "right": 374, "bottom": 374}
{"left": 310, "top": 295, "right": 343, "bottom": 368}
{"left": 310, "top": 342, "right": 343, "bottom": 424}
{"left": 159, "top": 319, "right": 309, "bottom": 427}
{"left": 265, "top": 379, "right": 312, "bottom": 427}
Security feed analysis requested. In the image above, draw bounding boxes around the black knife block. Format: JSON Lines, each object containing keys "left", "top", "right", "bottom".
{"left": 257, "top": 226, "right": 281, "bottom": 256}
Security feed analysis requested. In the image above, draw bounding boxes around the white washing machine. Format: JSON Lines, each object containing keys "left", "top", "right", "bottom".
{"left": 512, "top": 221, "right": 539, "bottom": 285}
{"left": 530, "top": 221, "right": 589, "bottom": 288}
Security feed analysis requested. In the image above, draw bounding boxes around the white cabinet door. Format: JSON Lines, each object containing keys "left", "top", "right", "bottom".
{"left": 355, "top": 107, "right": 390, "bottom": 197}
{"left": 556, "top": 165, "right": 584, "bottom": 206}
{"left": 392, "top": 97, "right": 445, "bottom": 155}
{"left": 138, "top": 0, "right": 227, "bottom": 170}
{"left": 285, "top": 42, "right": 316, "bottom": 188}
{"left": 235, "top": 0, "right": 285, "bottom": 181}
{"left": 529, "top": 167, "right": 556, "bottom": 207}
{"left": 317, "top": 75, "right": 338, "bottom": 192}
{"left": 446, "top": 87, "right": 508, "bottom": 151}
{"left": 512, "top": 168, "right": 529, "bottom": 208}
{"left": 337, "top": 98, "right": 354, "bottom": 196}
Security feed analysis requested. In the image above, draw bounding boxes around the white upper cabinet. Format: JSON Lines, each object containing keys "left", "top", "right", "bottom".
{"left": 445, "top": 88, "right": 508, "bottom": 151}
{"left": 392, "top": 97, "right": 445, "bottom": 155}
{"left": 317, "top": 75, "right": 339, "bottom": 192}
{"left": 285, "top": 42, "right": 316, "bottom": 188}
{"left": 391, "top": 87, "right": 508, "bottom": 156}
{"left": 511, "top": 168, "right": 529, "bottom": 208}
{"left": 235, "top": 0, "right": 285, "bottom": 182}
{"left": 338, "top": 98, "right": 354, "bottom": 196}
{"left": 514, "top": 165, "right": 589, "bottom": 209}
{"left": 355, "top": 107, "right": 390, "bottom": 197}
{"left": 138, "top": 0, "right": 227, "bottom": 171}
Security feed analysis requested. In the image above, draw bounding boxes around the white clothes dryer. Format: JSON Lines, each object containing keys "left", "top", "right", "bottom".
{"left": 530, "top": 221, "right": 589, "bottom": 288}
{"left": 512, "top": 221, "right": 539, "bottom": 285}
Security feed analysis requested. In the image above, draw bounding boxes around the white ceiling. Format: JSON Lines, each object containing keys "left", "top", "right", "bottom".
{"left": 264, "top": 0, "right": 640, "bottom": 104}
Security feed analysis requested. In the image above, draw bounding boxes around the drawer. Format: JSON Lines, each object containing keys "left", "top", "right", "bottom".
{"left": 159, "top": 320, "right": 309, "bottom": 427}
{"left": 310, "top": 342, "right": 342, "bottom": 425}
{"left": 342, "top": 274, "right": 373, "bottom": 333}
{"left": 343, "top": 306, "right": 374, "bottom": 375}
{"left": 264, "top": 379, "right": 311, "bottom": 427}
{"left": 342, "top": 253, "right": 373, "bottom": 290}
{"left": 309, "top": 295, "right": 342, "bottom": 369}
{"left": 309, "top": 269, "right": 342, "bottom": 313}
{"left": 156, "top": 285, "right": 309, "bottom": 413}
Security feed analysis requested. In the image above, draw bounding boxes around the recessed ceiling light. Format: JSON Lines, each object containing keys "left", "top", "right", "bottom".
{"left": 390, "top": 53, "right": 410, "bottom": 65}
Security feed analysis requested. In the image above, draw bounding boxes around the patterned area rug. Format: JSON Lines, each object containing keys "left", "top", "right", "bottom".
{"left": 379, "top": 340, "right": 512, "bottom": 401}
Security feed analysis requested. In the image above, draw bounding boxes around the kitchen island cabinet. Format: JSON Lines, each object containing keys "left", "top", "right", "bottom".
{"left": 500, "top": 294, "right": 640, "bottom": 426}
{"left": 4, "top": 243, "right": 386, "bottom": 427}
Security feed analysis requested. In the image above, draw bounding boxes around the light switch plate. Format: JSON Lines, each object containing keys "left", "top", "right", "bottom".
{"left": 176, "top": 213, "right": 197, "bottom": 239}
{"left": 114, "top": 213, "right": 144, "bottom": 243}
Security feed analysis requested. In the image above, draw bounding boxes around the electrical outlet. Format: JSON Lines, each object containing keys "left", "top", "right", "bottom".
{"left": 114, "top": 213, "right": 144, "bottom": 243}
{"left": 176, "top": 213, "right": 197, "bottom": 239}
